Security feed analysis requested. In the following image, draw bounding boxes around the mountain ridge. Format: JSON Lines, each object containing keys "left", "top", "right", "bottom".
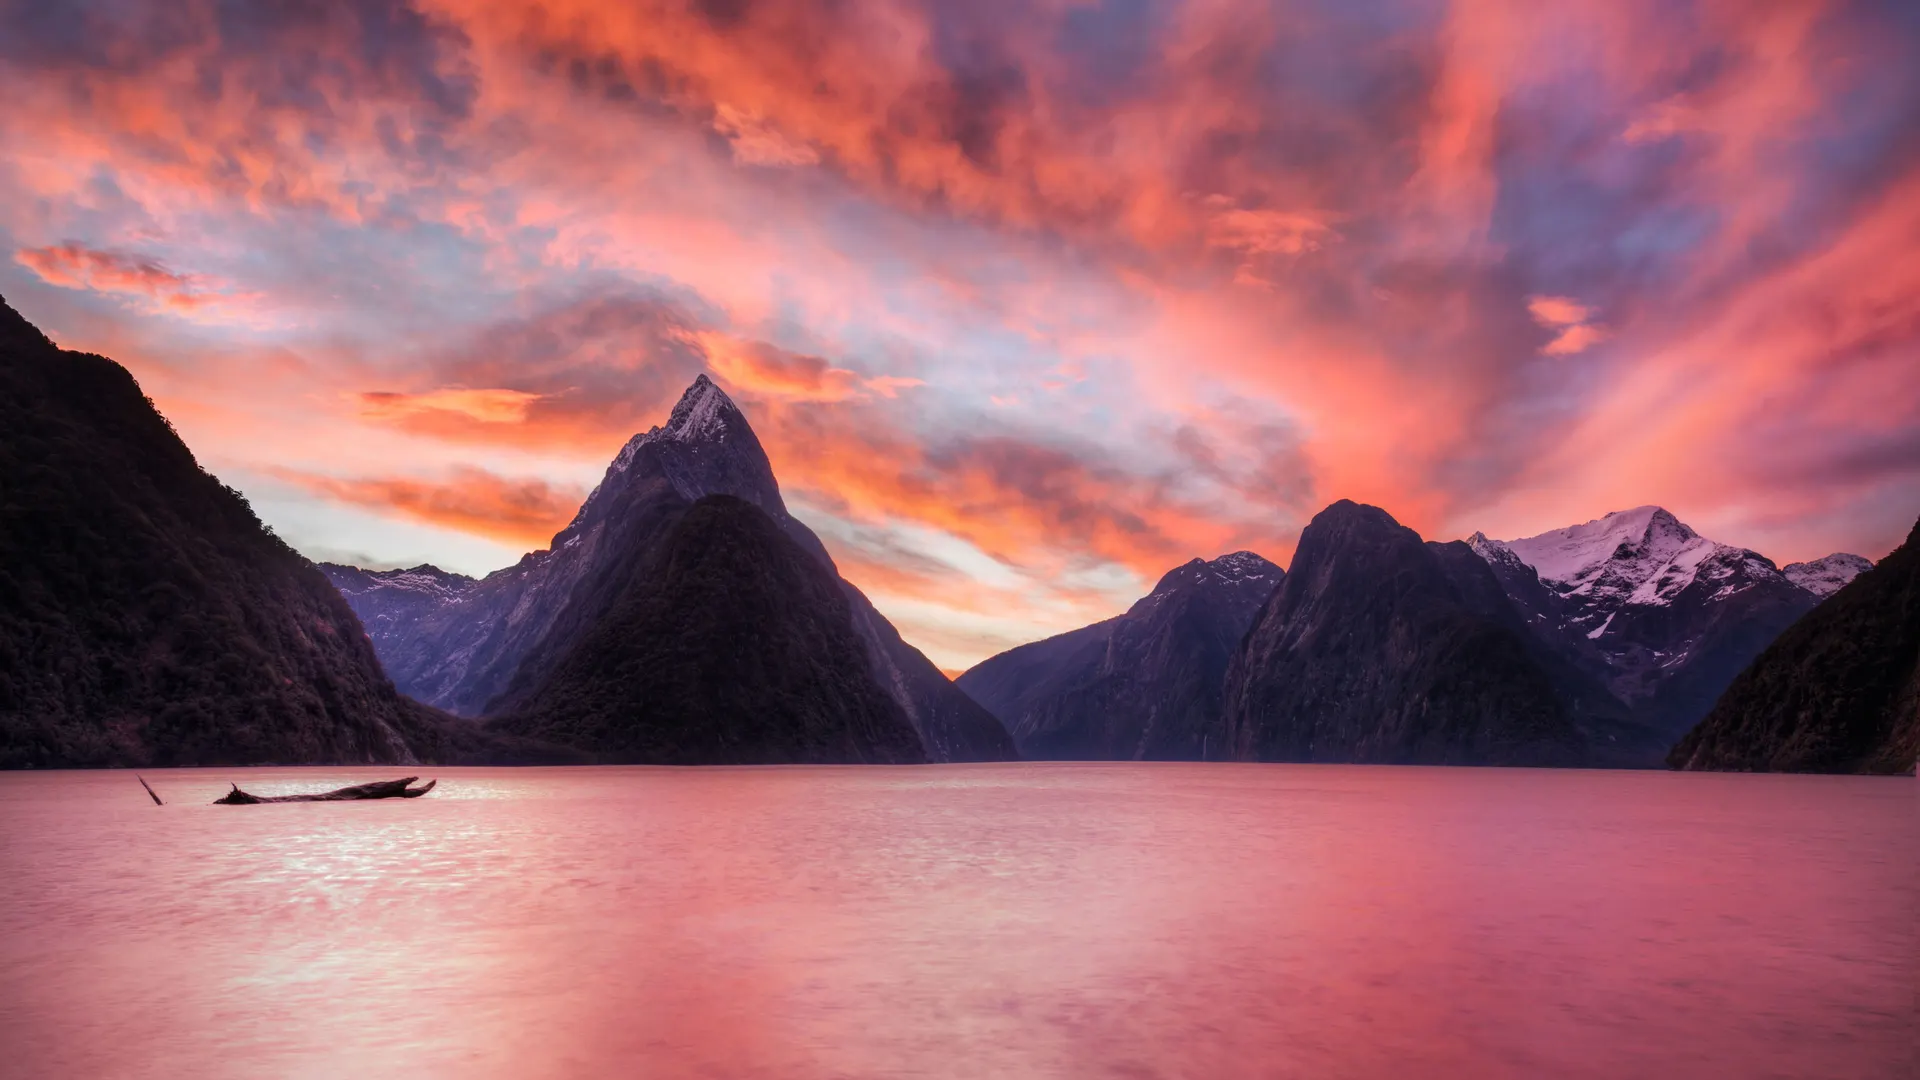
{"left": 958, "top": 551, "right": 1282, "bottom": 760}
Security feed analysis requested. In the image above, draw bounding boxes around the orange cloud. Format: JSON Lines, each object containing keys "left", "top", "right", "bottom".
{"left": 712, "top": 104, "right": 822, "bottom": 168}
{"left": 274, "top": 466, "right": 587, "bottom": 548}
{"left": 1541, "top": 323, "right": 1609, "bottom": 357}
{"left": 1526, "top": 295, "right": 1592, "bottom": 327}
{"left": 751, "top": 397, "right": 1295, "bottom": 583}
{"left": 698, "top": 333, "right": 864, "bottom": 402}
{"left": 1526, "top": 296, "right": 1605, "bottom": 356}
{"left": 16, "top": 244, "right": 211, "bottom": 311}
{"left": 696, "top": 332, "right": 922, "bottom": 404}
{"left": 358, "top": 387, "right": 545, "bottom": 424}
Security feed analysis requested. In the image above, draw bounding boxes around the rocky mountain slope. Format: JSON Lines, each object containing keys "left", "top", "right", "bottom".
{"left": 958, "top": 552, "right": 1281, "bottom": 760}
{"left": 1469, "top": 507, "right": 1862, "bottom": 744}
{"left": 490, "top": 495, "right": 926, "bottom": 764}
{"left": 1670, "top": 517, "right": 1919, "bottom": 774}
{"left": 1221, "top": 501, "right": 1617, "bottom": 766}
{"left": 324, "top": 376, "right": 1015, "bottom": 762}
{"left": 0, "top": 294, "right": 451, "bottom": 768}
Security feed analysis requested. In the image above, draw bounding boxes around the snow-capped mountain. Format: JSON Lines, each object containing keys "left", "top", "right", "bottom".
{"left": 1470, "top": 506, "right": 1864, "bottom": 742}
{"left": 1781, "top": 553, "right": 1874, "bottom": 599}
{"left": 323, "top": 375, "right": 1016, "bottom": 763}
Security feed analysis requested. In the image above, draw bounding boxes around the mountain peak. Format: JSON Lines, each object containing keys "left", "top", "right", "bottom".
{"left": 1299, "top": 500, "right": 1420, "bottom": 550}
{"left": 1502, "top": 505, "right": 1702, "bottom": 587}
{"left": 1146, "top": 550, "right": 1280, "bottom": 599}
{"left": 553, "top": 372, "right": 780, "bottom": 547}
{"left": 1209, "top": 550, "right": 1279, "bottom": 577}
{"left": 600, "top": 374, "right": 747, "bottom": 473}
{"left": 644, "top": 372, "right": 742, "bottom": 447}
{"left": 1781, "top": 552, "right": 1873, "bottom": 599}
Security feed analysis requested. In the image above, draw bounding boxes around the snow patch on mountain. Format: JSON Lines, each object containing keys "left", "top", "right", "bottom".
{"left": 1497, "top": 506, "right": 1786, "bottom": 610}
{"left": 331, "top": 564, "right": 475, "bottom": 599}
{"left": 1465, "top": 531, "right": 1524, "bottom": 569}
{"left": 1781, "top": 553, "right": 1873, "bottom": 599}
{"left": 565, "top": 374, "right": 762, "bottom": 536}
{"left": 1145, "top": 551, "right": 1281, "bottom": 601}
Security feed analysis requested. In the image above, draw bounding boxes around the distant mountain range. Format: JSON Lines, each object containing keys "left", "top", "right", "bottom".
{"left": 322, "top": 375, "right": 1013, "bottom": 764}
{"left": 1, "top": 291, "right": 1908, "bottom": 774}
{"left": 963, "top": 501, "right": 1896, "bottom": 772}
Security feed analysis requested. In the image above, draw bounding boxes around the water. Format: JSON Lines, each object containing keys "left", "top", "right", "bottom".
{"left": 0, "top": 765, "right": 1910, "bottom": 1079}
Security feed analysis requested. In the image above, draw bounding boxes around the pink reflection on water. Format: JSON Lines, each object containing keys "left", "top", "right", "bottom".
{"left": 0, "top": 765, "right": 1911, "bottom": 1079}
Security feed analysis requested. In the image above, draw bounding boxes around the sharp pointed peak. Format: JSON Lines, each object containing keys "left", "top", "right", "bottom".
{"left": 659, "top": 372, "right": 741, "bottom": 439}
{"left": 555, "top": 369, "right": 782, "bottom": 545}
{"left": 604, "top": 373, "right": 749, "bottom": 464}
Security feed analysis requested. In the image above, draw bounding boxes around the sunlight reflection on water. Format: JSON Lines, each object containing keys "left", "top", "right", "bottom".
{"left": 0, "top": 764, "right": 1910, "bottom": 1079}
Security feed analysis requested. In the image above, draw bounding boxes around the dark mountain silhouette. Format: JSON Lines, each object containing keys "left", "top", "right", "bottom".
{"left": 491, "top": 495, "right": 925, "bottom": 764}
{"left": 0, "top": 294, "right": 455, "bottom": 768}
{"left": 1670, "top": 517, "right": 1919, "bottom": 775}
{"left": 324, "top": 375, "right": 1015, "bottom": 762}
{"left": 1222, "top": 501, "right": 1607, "bottom": 766}
{"left": 959, "top": 552, "right": 1281, "bottom": 760}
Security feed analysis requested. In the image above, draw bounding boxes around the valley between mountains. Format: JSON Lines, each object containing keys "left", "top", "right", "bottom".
{"left": 2, "top": 294, "right": 1913, "bottom": 773}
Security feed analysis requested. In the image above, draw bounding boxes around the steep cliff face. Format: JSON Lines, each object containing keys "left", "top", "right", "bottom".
{"left": 1427, "top": 540, "right": 1665, "bottom": 765}
{"left": 959, "top": 553, "right": 1281, "bottom": 760}
{"left": 492, "top": 496, "right": 927, "bottom": 764}
{"left": 1222, "top": 502, "right": 1589, "bottom": 767}
{"left": 0, "top": 294, "right": 447, "bottom": 768}
{"left": 326, "top": 376, "right": 1016, "bottom": 762}
{"left": 1671, "top": 517, "right": 1920, "bottom": 775}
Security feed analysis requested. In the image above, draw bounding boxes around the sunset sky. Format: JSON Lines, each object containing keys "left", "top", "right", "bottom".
{"left": 3, "top": 0, "right": 1917, "bottom": 670}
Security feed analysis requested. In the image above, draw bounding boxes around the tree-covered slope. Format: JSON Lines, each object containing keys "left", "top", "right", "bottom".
{"left": 0, "top": 295, "right": 450, "bottom": 767}
{"left": 1669, "top": 517, "right": 1920, "bottom": 775}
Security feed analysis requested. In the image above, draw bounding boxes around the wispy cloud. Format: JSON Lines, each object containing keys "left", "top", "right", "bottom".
{"left": 272, "top": 466, "right": 587, "bottom": 548}
{"left": 17, "top": 244, "right": 215, "bottom": 312}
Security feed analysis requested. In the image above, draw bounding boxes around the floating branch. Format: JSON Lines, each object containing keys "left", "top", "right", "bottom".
{"left": 137, "top": 775, "right": 163, "bottom": 806}
{"left": 214, "top": 776, "right": 437, "bottom": 804}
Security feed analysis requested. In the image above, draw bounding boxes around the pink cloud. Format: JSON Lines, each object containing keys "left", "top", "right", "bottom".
{"left": 16, "top": 244, "right": 212, "bottom": 312}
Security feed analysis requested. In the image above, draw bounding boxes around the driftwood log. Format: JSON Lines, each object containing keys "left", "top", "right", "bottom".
{"left": 214, "top": 776, "right": 437, "bottom": 804}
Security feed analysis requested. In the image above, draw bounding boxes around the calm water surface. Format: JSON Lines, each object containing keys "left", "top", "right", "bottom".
{"left": 0, "top": 764, "right": 1910, "bottom": 1079}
